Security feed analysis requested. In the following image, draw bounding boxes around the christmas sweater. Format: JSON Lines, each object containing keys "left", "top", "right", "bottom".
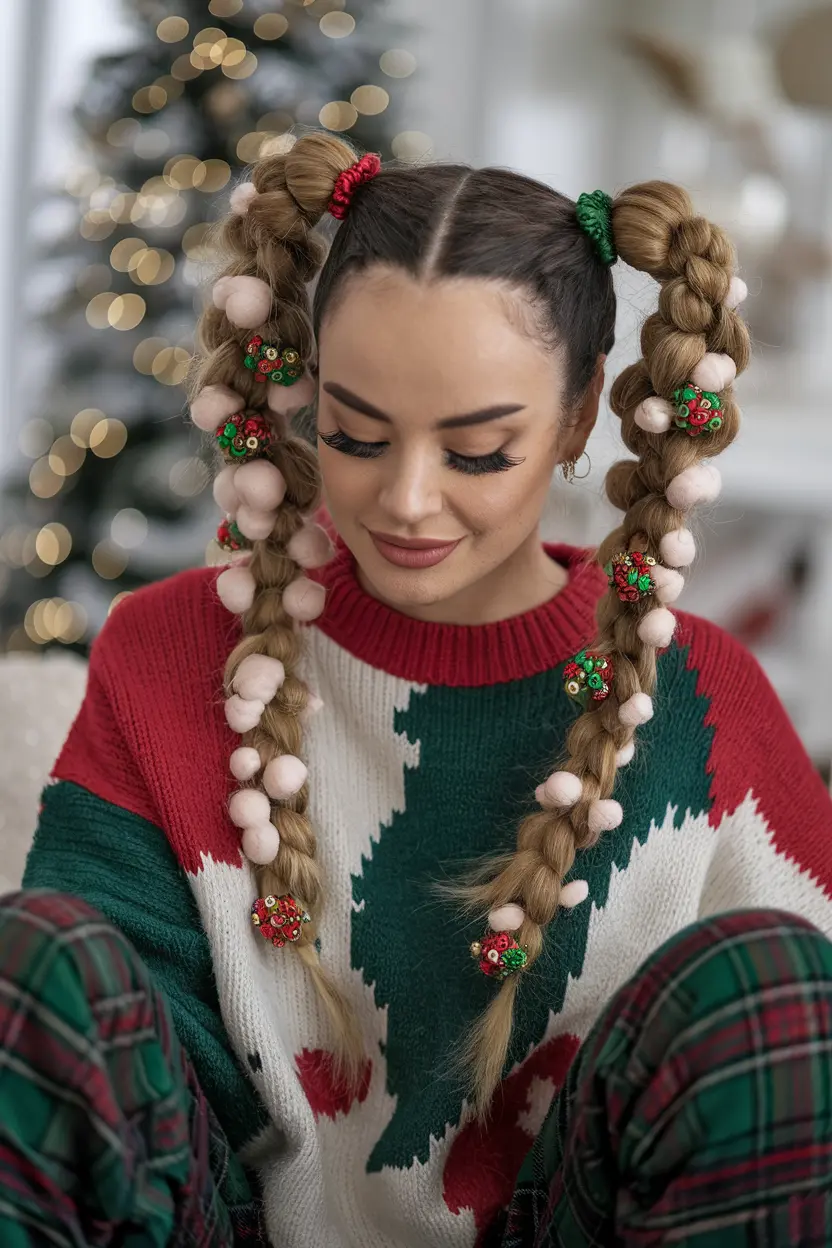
{"left": 24, "top": 542, "right": 832, "bottom": 1248}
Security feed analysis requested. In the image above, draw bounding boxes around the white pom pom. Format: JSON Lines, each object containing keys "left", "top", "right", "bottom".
{"left": 659, "top": 528, "right": 696, "bottom": 568}
{"left": 725, "top": 276, "right": 748, "bottom": 309}
{"left": 217, "top": 565, "right": 256, "bottom": 614}
{"left": 191, "top": 384, "right": 243, "bottom": 433}
{"left": 212, "top": 276, "right": 234, "bottom": 308}
{"left": 225, "top": 694, "right": 265, "bottom": 734}
{"left": 214, "top": 276, "right": 272, "bottom": 329}
{"left": 637, "top": 607, "right": 677, "bottom": 648}
{"left": 213, "top": 466, "right": 239, "bottom": 513}
{"left": 615, "top": 740, "right": 635, "bottom": 768}
{"left": 228, "top": 787, "right": 271, "bottom": 828}
{"left": 235, "top": 460, "right": 286, "bottom": 512}
{"left": 560, "top": 880, "right": 589, "bottom": 909}
{"left": 619, "top": 692, "right": 654, "bottom": 727}
{"left": 267, "top": 373, "right": 316, "bottom": 417}
{"left": 263, "top": 755, "right": 308, "bottom": 800}
{"left": 487, "top": 904, "right": 525, "bottom": 933}
{"left": 587, "top": 799, "right": 623, "bottom": 835}
{"left": 666, "top": 464, "right": 722, "bottom": 511}
{"left": 241, "top": 822, "right": 280, "bottom": 866}
{"left": 539, "top": 771, "right": 583, "bottom": 809}
{"left": 233, "top": 655, "right": 286, "bottom": 703}
{"left": 287, "top": 523, "right": 334, "bottom": 570}
{"left": 651, "top": 564, "right": 685, "bottom": 604}
{"left": 691, "top": 352, "right": 736, "bottom": 393}
{"left": 236, "top": 505, "right": 277, "bottom": 542}
{"left": 634, "top": 396, "right": 672, "bottom": 433}
{"left": 283, "top": 578, "right": 326, "bottom": 622}
{"left": 230, "top": 746, "right": 261, "bottom": 781}
{"left": 230, "top": 181, "right": 258, "bottom": 214}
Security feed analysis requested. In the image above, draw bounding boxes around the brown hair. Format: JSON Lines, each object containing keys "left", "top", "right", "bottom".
{"left": 190, "top": 133, "right": 750, "bottom": 1103}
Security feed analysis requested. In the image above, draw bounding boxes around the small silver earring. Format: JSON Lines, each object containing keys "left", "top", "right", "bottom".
{"left": 561, "top": 451, "right": 591, "bottom": 483}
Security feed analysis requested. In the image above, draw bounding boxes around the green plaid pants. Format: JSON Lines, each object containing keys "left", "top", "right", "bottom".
{"left": 499, "top": 909, "right": 832, "bottom": 1247}
{"left": 0, "top": 890, "right": 263, "bottom": 1246}
{"left": 1, "top": 895, "right": 832, "bottom": 1246}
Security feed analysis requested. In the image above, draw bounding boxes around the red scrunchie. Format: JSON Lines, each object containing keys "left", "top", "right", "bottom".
{"left": 328, "top": 153, "right": 381, "bottom": 220}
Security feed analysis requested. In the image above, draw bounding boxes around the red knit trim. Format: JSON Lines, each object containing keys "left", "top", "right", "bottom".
{"left": 313, "top": 541, "right": 605, "bottom": 687}
{"left": 678, "top": 613, "right": 832, "bottom": 894}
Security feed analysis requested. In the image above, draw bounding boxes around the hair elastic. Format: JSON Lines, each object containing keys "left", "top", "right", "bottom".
{"left": 575, "top": 189, "right": 618, "bottom": 266}
{"left": 328, "top": 153, "right": 381, "bottom": 219}
{"left": 606, "top": 550, "right": 656, "bottom": 603}
{"left": 243, "top": 335, "right": 304, "bottom": 386}
{"left": 563, "top": 650, "right": 614, "bottom": 705}
{"left": 251, "top": 894, "right": 311, "bottom": 947}
{"left": 216, "top": 412, "right": 273, "bottom": 463}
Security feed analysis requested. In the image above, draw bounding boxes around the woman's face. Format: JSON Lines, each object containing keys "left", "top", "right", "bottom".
{"left": 316, "top": 267, "right": 601, "bottom": 617}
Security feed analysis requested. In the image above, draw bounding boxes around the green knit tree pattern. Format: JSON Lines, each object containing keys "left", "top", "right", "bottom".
{"left": 351, "top": 644, "right": 714, "bottom": 1172}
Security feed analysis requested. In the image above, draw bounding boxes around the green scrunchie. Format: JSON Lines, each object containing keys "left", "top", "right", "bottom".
{"left": 576, "top": 189, "right": 617, "bottom": 267}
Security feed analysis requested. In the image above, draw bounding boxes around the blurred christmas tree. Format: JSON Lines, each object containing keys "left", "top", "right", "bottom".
{"left": 0, "top": 0, "right": 413, "bottom": 653}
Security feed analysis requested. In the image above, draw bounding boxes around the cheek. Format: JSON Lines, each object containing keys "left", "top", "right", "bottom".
{"left": 319, "top": 449, "right": 375, "bottom": 516}
{"left": 453, "top": 454, "right": 554, "bottom": 535}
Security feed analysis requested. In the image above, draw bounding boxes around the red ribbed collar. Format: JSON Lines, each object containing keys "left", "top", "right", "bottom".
{"left": 313, "top": 541, "right": 605, "bottom": 687}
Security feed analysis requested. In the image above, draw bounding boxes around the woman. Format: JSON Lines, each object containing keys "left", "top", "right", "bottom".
{"left": 4, "top": 132, "right": 832, "bottom": 1246}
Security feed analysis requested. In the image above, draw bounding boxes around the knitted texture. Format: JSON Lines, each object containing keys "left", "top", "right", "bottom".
{"left": 27, "top": 542, "right": 832, "bottom": 1248}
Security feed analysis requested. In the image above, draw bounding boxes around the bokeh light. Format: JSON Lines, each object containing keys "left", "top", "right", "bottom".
{"left": 48, "top": 435, "right": 85, "bottom": 478}
{"left": 320, "top": 12, "right": 356, "bottom": 38}
{"left": 208, "top": 0, "right": 243, "bottom": 16}
{"left": 35, "top": 523, "right": 72, "bottom": 567}
{"left": 24, "top": 599, "right": 88, "bottom": 645}
{"left": 107, "top": 118, "right": 140, "bottom": 146}
{"left": 392, "top": 131, "right": 434, "bottom": 162}
{"left": 29, "top": 458, "right": 63, "bottom": 499}
{"left": 319, "top": 101, "right": 358, "bottom": 131}
{"left": 351, "top": 84, "right": 389, "bottom": 115}
{"left": 157, "top": 16, "right": 189, "bottom": 42}
{"left": 107, "top": 294, "right": 146, "bottom": 330}
{"left": 111, "top": 508, "right": 148, "bottom": 549}
{"left": 70, "top": 409, "right": 105, "bottom": 449}
{"left": 379, "top": 49, "right": 416, "bottom": 78}
{"left": 92, "top": 541, "right": 128, "bottom": 580}
{"left": 89, "top": 418, "right": 128, "bottom": 459}
{"left": 152, "top": 345, "right": 191, "bottom": 385}
{"left": 254, "top": 14, "right": 289, "bottom": 40}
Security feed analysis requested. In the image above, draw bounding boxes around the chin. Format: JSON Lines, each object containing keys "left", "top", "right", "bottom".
{"left": 356, "top": 542, "right": 464, "bottom": 610}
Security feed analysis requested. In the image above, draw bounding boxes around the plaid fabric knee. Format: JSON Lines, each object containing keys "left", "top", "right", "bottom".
{"left": 501, "top": 910, "right": 832, "bottom": 1248}
{"left": 0, "top": 890, "right": 264, "bottom": 1247}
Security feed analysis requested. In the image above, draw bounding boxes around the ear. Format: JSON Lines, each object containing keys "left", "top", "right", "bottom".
{"left": 560, "top": 355, "right": 606, "bottom": 462}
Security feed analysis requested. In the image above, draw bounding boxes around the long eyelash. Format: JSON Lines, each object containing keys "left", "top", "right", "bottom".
{"left": 319, "top": 428, "right": 387, "bottom": 459}
{"left": 446, "top": 450, "right": 525, "bottom": 476}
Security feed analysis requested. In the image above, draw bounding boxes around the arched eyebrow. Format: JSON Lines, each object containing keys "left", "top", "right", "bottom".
{"left": 322, "top": 381, "right": 525, "bottom": 430}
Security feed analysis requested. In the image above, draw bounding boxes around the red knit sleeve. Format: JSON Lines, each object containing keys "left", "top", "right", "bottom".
{"left": 679, "top": 612, "right": 832, "bottom": 893}
{"left": 51, "top": 624, "right": 163, "bottom": 829}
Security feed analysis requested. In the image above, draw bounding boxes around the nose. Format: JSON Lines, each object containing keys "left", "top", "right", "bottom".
{"left": 377, "top": 445, "right": 443, "bottom": 528}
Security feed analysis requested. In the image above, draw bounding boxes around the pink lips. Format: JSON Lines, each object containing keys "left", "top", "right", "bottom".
{"left": 369, "top": 531, "right": 462, "bottom": 569}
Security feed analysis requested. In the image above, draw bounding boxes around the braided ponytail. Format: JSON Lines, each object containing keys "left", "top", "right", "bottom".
{"left": 190, "top": 132, "right": 367, "bottom": 1073}
{"left": 462, "top": 181, "right": 751, "bottom": 1113}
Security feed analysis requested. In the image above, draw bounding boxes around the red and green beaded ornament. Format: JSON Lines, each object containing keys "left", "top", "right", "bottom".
{"left": 672, "top": 383, "right": 723, "bottom": 437}
{"left": 251, "top": 893, "right": 311, "bottom": 948}
{"left": 563, "top": 650, "right": 614, "bottom": 705}
{"left": 243, "top": 334, "right": 303, "bottom": 386}
{"left": 216, "top": 517, "right": 248, "bottom": 552}
{"left": 606, "top": 550, "right": 656, "bottom": 603}
{"left": 215, "top": 411, "right": 272, "bottom": 463}
{"left": 471, "top": 931, "right": 528, "bottom": 982}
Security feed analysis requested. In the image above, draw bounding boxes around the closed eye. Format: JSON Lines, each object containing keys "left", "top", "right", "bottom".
{"left": 319, "top": 428, "right": 524, "bottom": 476}
{"left": 319, "top": 428, "right": 387, "bottom": 459}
